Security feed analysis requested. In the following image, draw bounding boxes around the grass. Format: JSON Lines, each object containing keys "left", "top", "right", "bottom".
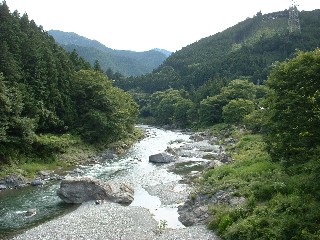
{"left": 201, "top": 126, "right": 320, "bottom": 239}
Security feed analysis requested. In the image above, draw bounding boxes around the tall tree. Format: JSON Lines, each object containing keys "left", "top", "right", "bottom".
{"left": 265, "top": 49, "right": 320, "bottom": 165}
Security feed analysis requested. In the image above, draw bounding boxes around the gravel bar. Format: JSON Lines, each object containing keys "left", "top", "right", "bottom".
{"left": 12, "top": 201, "right": 219, "bottom": 240}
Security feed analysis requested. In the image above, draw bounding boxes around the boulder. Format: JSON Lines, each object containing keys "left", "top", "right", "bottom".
{"left": 178, "top": 204, "right": 210, "bottom": 226}
{"left": 57, "top": 177, "right": 134, "bottom": 204}
{"left": 31, "top": 178, "right": 44, "bottom": 186}
{"left": 4, "top": 174, "right": 26, "bottom": 188}
{"left": 149, "top": 152, "right": 175, "bottom": 163}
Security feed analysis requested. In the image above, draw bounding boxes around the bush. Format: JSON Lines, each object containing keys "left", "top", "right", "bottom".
{"left": 204, "top": 128, "right": 320, "bottom": 239}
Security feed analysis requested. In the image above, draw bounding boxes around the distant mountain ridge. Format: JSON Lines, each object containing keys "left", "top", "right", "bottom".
{"left": 48, "top": 30, "right": 171, "bottom": 76}
{"left": 117, "top": 9, "right": 320, "bottom": 92}
{"left": 152, "top": 48, "right": 172, "bottom": 57}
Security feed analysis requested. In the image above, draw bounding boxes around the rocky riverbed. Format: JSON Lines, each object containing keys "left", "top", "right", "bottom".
{"left": 11, "top": 202, "right": 219, "bottom": 240}
{"left": 7, "top": 126, "right": 229, "bottom": 239}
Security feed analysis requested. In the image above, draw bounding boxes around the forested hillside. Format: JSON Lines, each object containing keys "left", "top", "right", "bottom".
{"left": 117, "top": 9, "right": 320, "bottom": 92}
{"left": 0, "top": 2, "right": 138, "bottom": 168}
{"left": 49, "top": 30, "right": 169, "bottom": 76}
{"left": 115, "top": 9, "right": 320, "bottom": 129}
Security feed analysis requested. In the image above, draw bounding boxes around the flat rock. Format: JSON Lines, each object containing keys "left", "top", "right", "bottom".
{"left": 57, "top": 177, "right": 134, "bottom": 204}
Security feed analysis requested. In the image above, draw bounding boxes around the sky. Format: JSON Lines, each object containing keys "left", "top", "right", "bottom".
{"left": 4, "top": 0, "right": 320, "bottom": 52}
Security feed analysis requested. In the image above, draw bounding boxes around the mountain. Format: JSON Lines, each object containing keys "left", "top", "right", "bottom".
{"left": 152, "top": 48, "right": 172, "bottom": 57}
{"left": 117, "top": 9, "right": 320, "bottom": 92}
{"left": 48, "top": 30, "right": 169, "bottom": 76}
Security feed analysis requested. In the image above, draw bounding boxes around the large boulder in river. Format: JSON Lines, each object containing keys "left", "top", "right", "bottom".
{"left": 57, "top": 177, "right": 134, "bottom": 204}
{"left": 149, "top": 152, "right": 175, "bottom": 163}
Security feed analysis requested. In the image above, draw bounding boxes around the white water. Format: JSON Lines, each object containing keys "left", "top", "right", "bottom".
{"left": 0, "top": 125, "right": 193, "bottom": 238}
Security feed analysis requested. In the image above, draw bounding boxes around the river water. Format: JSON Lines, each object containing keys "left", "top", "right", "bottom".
{"left": 0, "top": 126, "right": 195, "bottom": 239}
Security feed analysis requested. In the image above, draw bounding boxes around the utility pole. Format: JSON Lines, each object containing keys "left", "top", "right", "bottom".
{"left": 288, "top": 0, "right": 301, "bottom": 33}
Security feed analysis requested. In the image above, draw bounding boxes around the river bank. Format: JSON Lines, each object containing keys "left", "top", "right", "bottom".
{"left": 3, "top": 125, "right": 226, "bottom": 239}
{"left": 0, "top": 127, "right": 144, "bottom": 191}
{"left": 12, "top": 202, "right": 219, "bottom": 240}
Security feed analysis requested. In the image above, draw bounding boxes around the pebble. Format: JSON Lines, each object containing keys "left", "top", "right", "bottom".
{"left": 12, "top": 202, "right": 219, "bottom": 240}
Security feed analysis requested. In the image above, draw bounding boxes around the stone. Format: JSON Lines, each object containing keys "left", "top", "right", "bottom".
{"left": 57, "top": 177, "right": 134, "bottom": 204}
{"left": 26, "top": 208, "right": 37, "bottom": 217}
{"left": 31, "top": 178, "right": 44, "bottom": 186}
{"left": 149, "top": 152, "right": 175, "bottom": 163}
{"left": 37, "top": 170, "right": 53, "bottom": 178}
{"left": 4, "top": 174, "right": 26, "bottom": 188}
{"left": 73, "top": 168, "right": 84, "bottom": 174}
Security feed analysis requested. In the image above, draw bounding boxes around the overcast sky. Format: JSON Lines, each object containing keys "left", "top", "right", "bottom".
{"left": 4, "top": 0, "right": 320, "bottom": 52}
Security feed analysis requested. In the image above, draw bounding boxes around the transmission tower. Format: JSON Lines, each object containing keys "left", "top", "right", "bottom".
{"left": 288, "top": 0, "right": 301, "bottom": 33}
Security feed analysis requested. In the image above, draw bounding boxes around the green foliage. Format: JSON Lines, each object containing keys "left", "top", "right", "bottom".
{"left": 142, "top": 89, "right": 195, "bottom": 127}
{"left": 199, "top": 96, "right": 226, "bottom": 125}
{"left": 0, "top": 3, "right": 139, "bottom": 170}
{"left": 219, "top": 79, "right": 257, "bottom": 101}
{"left": 265, "top": 49, "right": 320, "bottom": 165}
{"left": 204, "top": 130, "right": 320, "bottom": 239}
{"left": 199, "top": 79, "right": 259, "bottom": 126}
{"left": 71, "top": 70, "right": 138, "bottom": 143}
{"left": 93, "top": 60, "right": 103, "bottom": 72}
{"left": 32, "top": 133, "right": 77, "bottom": 155}
{"left": 0, "top": 73, "right": 36, "bottom": 147}
{"left": 155, "top": 220, "right": 168, "bottom": 235}
{"left": 222, "top": 99, "right": 255, "bottom": 124}
{"left": 243, "top": 108, "right": 266, "bottom": 132}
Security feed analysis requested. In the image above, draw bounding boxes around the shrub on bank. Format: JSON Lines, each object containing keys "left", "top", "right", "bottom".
{"left": 204, "top": 128, "right": 320, "bottom": 239}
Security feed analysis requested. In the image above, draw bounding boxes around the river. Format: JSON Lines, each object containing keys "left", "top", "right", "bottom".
{"left": 0, "top": 125, "right": 203, "bottom": 239}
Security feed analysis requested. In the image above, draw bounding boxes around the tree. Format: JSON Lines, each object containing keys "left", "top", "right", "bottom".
{"left": 0, "top": 73, "right": 36, "bottom": 147}
{"left": 173, "top": 98, "right": 195, "bottom": 128}
{"left": 198, "top": 79, "right": 258, "bottom": 126}
{"left": 71, "top": 70, "right": 138, "bottom": 143}
{"left": 265, "top": 49, "right": 320, "bottom": 165}
{"left": 93, "top": 60, "right": 103, "bottom": 72}
{"left": 199, "top": 96, "right": 227, "bottom": 125}
{"left": 219, "top": 79, "right": 256, "bottom": 101}
{"left": 154, "top": 89, "right": 183, "bottom": 125}
{"left": 222, "top": 98, "right": 255, "bottom": 124}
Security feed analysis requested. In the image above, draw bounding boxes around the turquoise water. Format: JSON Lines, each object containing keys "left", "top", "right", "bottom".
{"left": 0, "top": 183, "right": 78, "bottom": 239}
{"left": 0, "top": 126, "right": 191, "bottom": 239}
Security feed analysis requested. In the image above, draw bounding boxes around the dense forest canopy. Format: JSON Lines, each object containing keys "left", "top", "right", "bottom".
{"left": 0, "top": 1, "right": 138, "bottom": 164}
